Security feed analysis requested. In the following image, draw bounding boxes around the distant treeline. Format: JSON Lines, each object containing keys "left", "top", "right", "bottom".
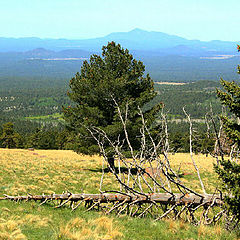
{"left": 0, "top": 122, "right": 72, "bottom": 150}
{"left": 0, "top": 80, "right": 226, "bottom": 153}
{"left": 0, "top": 80, "right": 224, "bottom": 123}
{"left": 0, "top": 121, "right": 215, "bottom": 154}
{"left": 145, "top": 80, "right": 223, "bottom": 119}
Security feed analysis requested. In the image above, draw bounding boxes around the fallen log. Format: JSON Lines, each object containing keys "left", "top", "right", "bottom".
{"left": 0, "top": 192, "right": 225, "bottom": 224}
{"left": 0, "top": 192, "right": 222, "bottom": 206}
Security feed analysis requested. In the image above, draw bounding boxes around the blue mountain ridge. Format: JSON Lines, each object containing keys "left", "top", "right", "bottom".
{"left": 0, "top": 28, "right": 237, "bottom": 56}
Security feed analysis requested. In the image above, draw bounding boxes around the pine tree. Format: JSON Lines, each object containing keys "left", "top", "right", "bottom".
{"left": 0, "top": 122, "right": 22, "bottom": 148}
{"left": 215, "top": 45, "right": 240, "bottom": 225}
{"left": 63, "top": 42, "right": 161, "bottom": 168}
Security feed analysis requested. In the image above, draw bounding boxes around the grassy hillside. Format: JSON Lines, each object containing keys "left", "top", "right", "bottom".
{"left": 0, "top": 149, "right": 238, "bottom": 239}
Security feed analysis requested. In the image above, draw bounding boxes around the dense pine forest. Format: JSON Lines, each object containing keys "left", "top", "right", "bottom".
{"left": 0, "top": 79, "right": 225, "bottom": 153}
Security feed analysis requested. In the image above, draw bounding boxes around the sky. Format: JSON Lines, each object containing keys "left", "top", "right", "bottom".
{"left": 0, "top": 0, "right": 239, "bottom": 41}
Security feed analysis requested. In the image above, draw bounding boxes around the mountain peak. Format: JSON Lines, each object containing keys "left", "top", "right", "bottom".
{"left": 26, "top": 48, "right": 54, "bottom": 53}
{"left": 129, "top": 28, "right": 147, "bottom": 33}
{"left": 25, "top": 48, "right": 55, "bottom": 57}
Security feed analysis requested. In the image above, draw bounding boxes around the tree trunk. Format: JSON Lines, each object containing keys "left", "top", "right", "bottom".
{"left": 107, "top": 155, "right": 115, "bottom": 170}
{"left": 1, "top": 193, "right": 222, "bottom": 205}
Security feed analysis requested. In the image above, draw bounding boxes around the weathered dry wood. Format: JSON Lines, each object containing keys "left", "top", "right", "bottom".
{"left": 1, "top": 193, "right": 222, "bottom": 206}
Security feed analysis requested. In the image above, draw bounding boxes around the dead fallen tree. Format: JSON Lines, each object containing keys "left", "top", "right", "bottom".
{"left": 0, "top": 192, "right": 224, "bottom": 225}
{"left": 0, "top": 193, "right": 222, "bottom": 205}
{"left": 0, "top": 102, "right": 233, "bottom": 226}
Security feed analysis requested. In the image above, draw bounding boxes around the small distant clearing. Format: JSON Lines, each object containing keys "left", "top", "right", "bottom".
{"left": 200, "top": 55, "right": 236, "bottom": 60}
{"left": 155, "top": 82, "right": 187, "bottom": 85}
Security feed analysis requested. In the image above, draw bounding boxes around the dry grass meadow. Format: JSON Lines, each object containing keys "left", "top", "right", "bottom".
{"left": 0, "top": 148, "right": 238, "bottom": 239}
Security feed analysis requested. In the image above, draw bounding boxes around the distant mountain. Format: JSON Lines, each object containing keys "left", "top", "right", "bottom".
{"left": 22, "top": 48, "right": 91, "bottom": 58}
{"left": 0, "top": 48, "right": 92, "bottom": 62}
{"left": 24, "top": 48, "right": 55, "bottom": 58}
{"left": 0, "top": 29, "right": 237, "bottom": 56}
{"left": 0, "top": 29, "right": 239, "bottom": 89}
{"left": 103, "top": 28, "right": 188, "bottom": 50}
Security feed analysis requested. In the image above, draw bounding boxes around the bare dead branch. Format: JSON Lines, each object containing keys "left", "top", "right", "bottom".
{"left": 183, "top": 107, "right": 206, "bottom": 195}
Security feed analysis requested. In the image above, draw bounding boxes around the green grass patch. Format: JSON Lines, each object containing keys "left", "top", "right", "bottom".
{"left": 36, "top": 97, "right": 57, "bottom": 107}
{"left": 0, "top": 201, "right": 237, "bottom": 240}
{"left": 25, "top": 113, "right": 63, "bottom": 121}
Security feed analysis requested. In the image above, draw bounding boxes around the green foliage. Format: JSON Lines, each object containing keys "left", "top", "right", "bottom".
{"left": 64, "top": 42, "right": 161, "bottom": 157}
{"left": 217, "top": 80, "right": 240, "bottom": 146}
{"left": 169, "top": 130, "right": 215, "bottom": 154}
{"left": 0, "top": 122, "right": 74, "bottom": 150}
{"left": 0, "top": 79, "right": 224, "bottom": 140}
{"left": 197, "top": 132, "right": 215, "bottom": 154}
{"left": 215, "top": 160, "right": 240, "bottom": 220}
{"left": 26, "top": 128, "right": 58, "bottom": 150}
{"left": 217, "top": 80, "right": 240, "bottom": 118}
{"left": 149, "top": 80, "right": 222, "bottom": 119}
{"left": 215, "top": 46, "right": 240, "bottom": 226}
{"left": 0, "top": 122, "right": 22, "bottom": 148}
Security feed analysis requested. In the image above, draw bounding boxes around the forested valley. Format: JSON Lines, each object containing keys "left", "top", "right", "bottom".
{"left": 0, "top": 78, "right": 226, "bottom": 153}
{"left": 1, "top": 30, "right": 239, "bottom": 155}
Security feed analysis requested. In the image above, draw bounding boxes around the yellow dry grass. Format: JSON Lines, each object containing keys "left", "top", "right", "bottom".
{"left": 58, "top": 216, "right": 123, "bottom": 240}
{"left": 0, "top": 148, "right": 112, "bottom": 196}
{"left": 0, "top": 149, "right": 219, "bottom": 197}
{"left": 168, "top": 153, "right": 215, "bottom": 172}
{"left": 164, "top": 218, "right": 189, "bottom": 233}
{"left": 0, "top": 207, "right": 51, "bottom": 240}
{"left": 0, "top": 149, "right": 237, "bottom": 239}
{"left": 167, "top": 153, "right": 219, "bottom": 192}
{"left": 164, "top": 219, "right": 232, "bottom": 240}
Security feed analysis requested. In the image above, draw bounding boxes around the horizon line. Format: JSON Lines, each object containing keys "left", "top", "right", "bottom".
{"left": 0, "top": 28, "right": 238, "bottom": 43}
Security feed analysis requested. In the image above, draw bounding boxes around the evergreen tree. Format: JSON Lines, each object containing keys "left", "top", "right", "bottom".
{"left": 0, "top": 122, "right": 22, "bottom": 148}
{"left": 170, "top": 132, "right": 184, "bottom": 153}
{"left": 63, "top": 42, "right": 161, "bottom": 167}
{"left": 26, "top": 128, "right": 41, "bottom": 149}
{"left": 56, "top": 130, "right": 69, "bottom": 150}
{"left": 215, "top": 45, "right": 240, "bottom": 225}
{"left": 198, "top": 133, "right": 215, "bottom": 155}
{"left": 26, "top": 128, "right": 58, "bottom": 149}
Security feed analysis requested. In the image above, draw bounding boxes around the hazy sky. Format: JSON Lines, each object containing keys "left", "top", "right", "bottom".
{"left": 1, "top": 0, "right": 239, "bottom": 41}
